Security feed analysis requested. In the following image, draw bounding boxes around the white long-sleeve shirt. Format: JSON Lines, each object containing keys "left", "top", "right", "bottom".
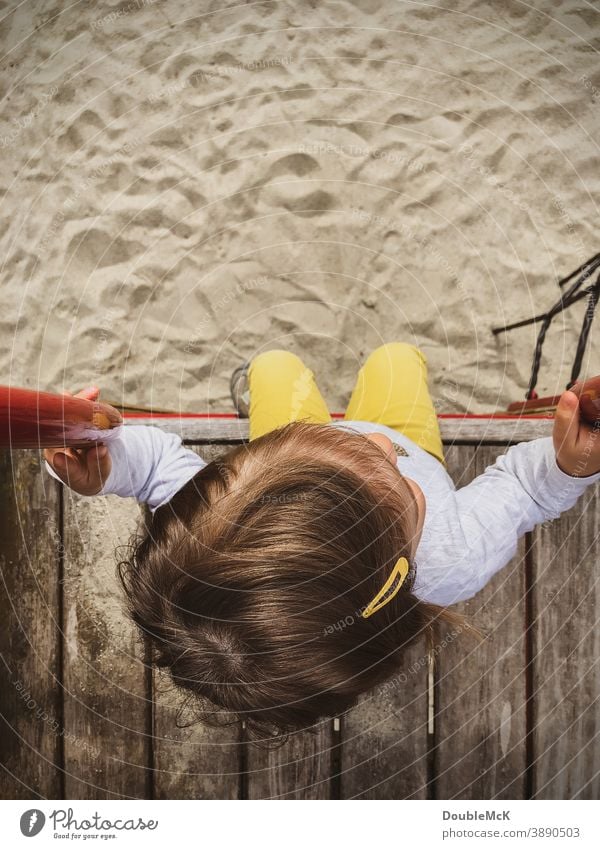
{"left": 45, "top": 421, "right": 600, "bottom": 607}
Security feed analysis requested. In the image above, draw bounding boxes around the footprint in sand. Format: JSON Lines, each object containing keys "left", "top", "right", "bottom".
{"left": 261, "top": 152, "right": 333, "bottom": 215}
{"left": 67, "top": 228, "right": 144, "bottom": 273}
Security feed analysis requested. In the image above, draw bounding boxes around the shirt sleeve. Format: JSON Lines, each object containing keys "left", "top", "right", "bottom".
{"left": 44, "top": 425, "right": 207, "bottom": 511}
{"left": 454, "top": 436, "right": 600, "bottom": 599}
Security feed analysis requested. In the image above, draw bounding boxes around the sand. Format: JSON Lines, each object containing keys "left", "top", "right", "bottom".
{"left": 1, "top": 0, "right": 599, "bottom": 416}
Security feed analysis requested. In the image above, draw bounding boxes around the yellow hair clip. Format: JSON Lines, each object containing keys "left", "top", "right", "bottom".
{"left": 361, "top": 557, "right": 410, "bottom": 618}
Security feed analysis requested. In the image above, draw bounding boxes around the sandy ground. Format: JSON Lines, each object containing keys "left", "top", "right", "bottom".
{"left": 1, "top": 0, "right": 599, "bottom": 416}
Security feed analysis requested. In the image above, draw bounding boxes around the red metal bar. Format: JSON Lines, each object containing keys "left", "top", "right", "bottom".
{"left": 0, "top": 385, "right": 122, "bottom": 449}
{"left": 121, "top": 411, "right": 555, "bottom": 421}
{"left": 3, "top": 373, "right": 599, "bottom": 450}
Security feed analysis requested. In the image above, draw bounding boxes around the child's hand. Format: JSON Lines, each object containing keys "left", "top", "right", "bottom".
{"left": 552, "top": 388, "right": 600, "bottom": 477}
{"left": 44, "top": 387, "right": 113, "bottom": 495}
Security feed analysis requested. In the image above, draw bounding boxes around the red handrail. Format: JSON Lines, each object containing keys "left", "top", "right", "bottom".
{"left": 0, "top": 385, "right": 122, "bottom": 448}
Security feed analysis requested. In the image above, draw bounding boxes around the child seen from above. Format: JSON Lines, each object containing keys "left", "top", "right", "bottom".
{"left": 45, "top": 343, "right": 600, "bottom": 736}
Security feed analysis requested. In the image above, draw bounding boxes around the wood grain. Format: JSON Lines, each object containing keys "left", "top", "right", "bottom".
{"left": 123, "top": 417, "right": 553, "bottom": 444}
{"left": 0, "top": 450, "right": 62, "bottom": 798}
{"left": 435, "top": 445, "right": 528, "bottom": 799}
{"left": 152, "top": 673, "right": 241, "bottom": 799}
{"left": 340, "top": 636, "right": 430, "bottom": 799}
{"left": 246, "top": 721, "right": 335, "bottom": 799}
{"left": 532, "top": 483, "right": 600, "bottom": 799}
{"left": 62, "top": 491, "right": 150, "bottom": 798}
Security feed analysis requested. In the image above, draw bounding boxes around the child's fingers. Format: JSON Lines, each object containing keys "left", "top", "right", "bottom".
{"left": 60, "top": 386, "right": 100, "bottom": 400}
{"left": 70, "top": 387, "right": 122, "bottom": 425}
{"left": 84, "top": 443, "right": 109, "bottom": 470}
{"left": 82, "top": 444, "right": 111, "bottom": 487}
{"left": 553, "top": 390, "right": 581, "bottom": 452}
{"left": 74, "top": 386, "right": 100, "bottom": 401}
{"left": 51, "top": 452, "right": 68, "bottom": 474}
{"left": 45, "top": 444, "right": 109, "bottom": 494}
{"left": 44, "top": 446, "right": 76, "bottom": 466}
{"left": 48, "top": 449, "right": 87, "bottom": 486}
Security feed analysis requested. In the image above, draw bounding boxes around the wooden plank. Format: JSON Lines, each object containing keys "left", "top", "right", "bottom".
{"left": 62, "top": 491, "right": 149, "bottom": 798}
{"left": 435, "top": 445, "right": 528, "bottom": 799}
{"left": 124, "top": 417, "right": 248, "bottom": 443}
{"left": 152, "top": 674, "right": 242, "bottom": 799}
{"left": 246, "top": 721, "right": 335, "bottom": 799}
{"left": 532, "top": 483, "right": 600, "bottom": 799}
{"left": 340, "top": 636, "right": 430, "bottom": 798}
{"left": 0, "top": 450, "right": 62, "bottom": 798}
{"left": 151, "top": 444, "right": 242, "bottom": 798}
{"left": 122, "top": 416, "right": 554, "bottom": 444}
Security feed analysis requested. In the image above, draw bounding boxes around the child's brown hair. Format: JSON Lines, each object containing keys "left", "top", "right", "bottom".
{"left": 119, "top": 421, "right": 467, "bottom": 738}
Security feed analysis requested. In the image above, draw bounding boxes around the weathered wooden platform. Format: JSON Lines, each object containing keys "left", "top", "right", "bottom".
{"left": 1, "top": 416, "right": 598, "bottom": 799}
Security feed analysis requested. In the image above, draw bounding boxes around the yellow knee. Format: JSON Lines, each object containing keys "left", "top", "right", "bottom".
{"left": 365, "top": 342, "right": 427, "bottom": 371}
{"left": 250, "top": 349, "right": 305, "bottom": 374}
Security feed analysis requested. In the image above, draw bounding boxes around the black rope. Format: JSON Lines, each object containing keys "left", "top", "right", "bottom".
{"left": 568, "top": 277, "right": 600, "bottom": 389}
{"left": 526, "top": 301, "right": 562, "bottom": 400}
{"left": 492, "top": 254, "right": 600, "bottom": 400}
{"left": 526, "top": 274, "right": 600, "bottom": 399}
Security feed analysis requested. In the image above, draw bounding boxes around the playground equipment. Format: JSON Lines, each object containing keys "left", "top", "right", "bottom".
{"left": 493, "top": 252, "right": 600, "bottom": 421}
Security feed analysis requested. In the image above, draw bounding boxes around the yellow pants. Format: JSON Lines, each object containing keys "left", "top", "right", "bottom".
{"left": 248, "top": 343, "right": 445, "bottom": 465}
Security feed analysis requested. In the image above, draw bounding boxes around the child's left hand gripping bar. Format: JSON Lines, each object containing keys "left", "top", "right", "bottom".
{"left": 0, "top": 383, "right": 122, "bottom": 496}
{"left": 43, "top": 386, "right": 121, "bottom": 495}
